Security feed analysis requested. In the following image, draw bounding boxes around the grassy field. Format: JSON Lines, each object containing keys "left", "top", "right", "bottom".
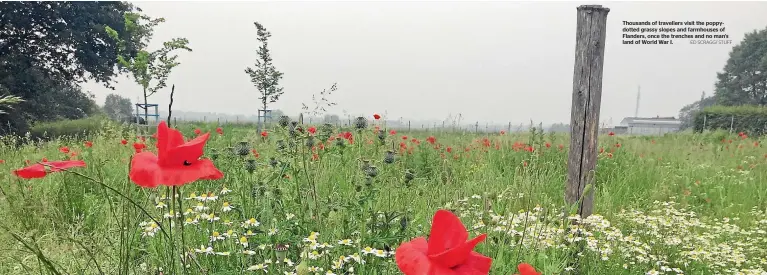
{"left": 0, "top": 121, "right": 766, "bottom": 275}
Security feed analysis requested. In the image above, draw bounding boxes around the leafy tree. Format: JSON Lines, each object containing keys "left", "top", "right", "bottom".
{"left": 714, "top": 27, "right": 767, "bottom": 106}
{"left": 0, "top": 63, "right": 100, "bottom": 135}
{"left": 104, "top": 93, "right": 134, "bottom": 121}
{"left": 0, "top": 2, "right": 139, "bottom": 86}
{"left": 245, "top": 22, "right": 284, "bottom": 128}
{"left": 0, "top": 2, "right": 145, "bottom": 135}
{"left": 105, "top": 12, "right": 191, "bottom": 122}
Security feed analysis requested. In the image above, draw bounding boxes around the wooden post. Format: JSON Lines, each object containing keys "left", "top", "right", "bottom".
{"left": 565, "top": 5, "right": 609, "bottom": 220}
{"left": 729, "top": 115, "right": 734, "bottom": 134}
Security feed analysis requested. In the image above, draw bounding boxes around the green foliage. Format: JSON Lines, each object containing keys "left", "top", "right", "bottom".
{"left": 245, "top": 22, "right": 285, "bottom": 111}
{"left": 0, "top": 2, "right": 147, "bottom": 136}
{"left": 713, "top": 27, "right": 767, "bottom": 106}
{"left": 105, "top": 12, "right": 191, "bottom": 112}
{"left": 29, "top": 115, "right": 112, "bottom": 140}
{"left": 0, "top": 2, "right": 138, "bottom": 86}
{"left": 693, "top": 105, "right": 767, "bottom": 135}
{"left": 679, "top": 95, "right": 717, "bottom": 129}
{"left": 0, "top": 67, "right": 101, "bottom": 135}
{"left": 103, "top": 94, "right": 134, "bottom": 121}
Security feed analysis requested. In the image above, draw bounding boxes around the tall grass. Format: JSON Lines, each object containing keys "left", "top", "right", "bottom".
{"left": 0, "top": 123, "right": 765, "bottom": 274}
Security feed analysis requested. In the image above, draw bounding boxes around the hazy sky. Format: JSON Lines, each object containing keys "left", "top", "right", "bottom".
{"left": 82, "top": 1, "right": 767, "bottom": 126}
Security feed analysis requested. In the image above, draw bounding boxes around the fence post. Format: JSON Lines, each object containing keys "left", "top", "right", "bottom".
{"left": 565, "top": 5, "right": 609, "bottom": 221}
{"left": 703, "top": 114, "right": 707, "bottom": 131}
{"left": 729, "top": 115, "right": 734, "bottom": 134}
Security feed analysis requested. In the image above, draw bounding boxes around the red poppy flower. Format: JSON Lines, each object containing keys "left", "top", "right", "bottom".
{"left": 500, "top": 130, "right": 506, "bottom": 135}
{"left": 133, "top": 142, "right": 146, "bottom": 153}
{"left": 129, "top": 121, "right": 223, "bottom": 188}
{"left": 194, "top": 128, "right": 201, "bottom": 135}
{"left": 252, "top": 149, "right": 260, "bottom": 158}
{"left": 308, "top": 126, "right": 317, "bottom": 135}
{"left": 216, "top": 127, "right": 223, "bottom": 136}
{"left": 426, "top": 136, "right": 437, "bottom": 145}
{"left": 373, "top": 114, "right": 381, "bottom": 120}
{"left": 402, "top": 135, "right": 408, "bottom": 140}
{"left": 390, "top": 129, "right": 397, "bottom": 135}
{"left": 261, "top": 131, "right": 268, "bottom": 138}
{"left": 84, "top": 141, "right": 93, "bottom": 148}
{"left": 0, "top": 160, "right": 5, "bottom": 164}
{"left": 13, "top": 160, "right": 87, "bottom": 179}
{"left": 395, "top": 209, "right": 492, "bottom": 275}
{"left": 514, "top": 263, "right": 541, "bottom": 275}
{"left": 59, "top": 146, "right": 70, "bottom": 154}
{"left": 608, "top": 131, "right": 615, "bottom": 136}
{"left": 121, "top": 139, "right": 128, "bottom": 145}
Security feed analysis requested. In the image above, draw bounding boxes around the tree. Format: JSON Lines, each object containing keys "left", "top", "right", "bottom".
{"left": 245, "top": 22, "right": 284, "bottom": 129}
{"left": 105, "top": 12, "right": 191, "bottom": 122}
{"left": 0, "top": 2, "right": 145, "bottom": 135}
{"left": 0, "top": 2, "right": 138, "bottom": 86}
{"left": 679, "top": 91, "right": 717, "bottom": 129}
{"left": 104, "top": 93, "right": 134, "bottom": 121}
{"left": 713, "top": 27, "right": 767, "bottom": 106}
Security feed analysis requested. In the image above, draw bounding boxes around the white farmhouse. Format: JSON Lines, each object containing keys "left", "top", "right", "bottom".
{"left": 619, "top": 116, "right": 681, "bottom": 135}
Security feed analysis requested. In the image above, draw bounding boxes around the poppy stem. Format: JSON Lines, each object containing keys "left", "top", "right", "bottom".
{"left": 166, "top": 186, "right": 177, "bottom": 274}
{"left": 174, "top": 185, "right": 188, "bottom": 275}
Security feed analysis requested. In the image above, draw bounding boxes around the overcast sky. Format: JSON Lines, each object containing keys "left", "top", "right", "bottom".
{"left": 82, "top": 1, "right": 767, "bottom": 126}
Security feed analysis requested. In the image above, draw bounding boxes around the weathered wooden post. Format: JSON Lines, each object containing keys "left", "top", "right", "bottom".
{"left": 565, "top": 5, "right": 609, "bottom": 220}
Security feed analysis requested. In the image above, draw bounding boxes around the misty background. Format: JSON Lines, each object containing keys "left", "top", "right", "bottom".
{"left": 81, "top": 1, "right": 767, "bottom": 130}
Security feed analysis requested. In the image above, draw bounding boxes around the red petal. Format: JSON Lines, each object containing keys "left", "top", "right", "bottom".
{"left": 46, "top": 160, "right": 86, "bottom": 172}
{"left": 451, "top": 251, "right": 493, "bottom": 274}
{"left": 395, "top": 237, "right": 432, "bottom": 275}
{"left": 13, "top": 161, "right": 86, "bottom": 179}
{"left": 129, "top": 152, "right": 162, "bottom": 188}
{"left": 13, "top": 164, "right": 46, "bottom": 179}
{"left": 518, "top": 263, "right": 541, "bottom": 275}
{"left": 130, "top": 153, "right": 222, "bottom": 187}
{"left": 156, "top": 121, "right": 186, "bottom": 162}
{"left": 160, "top": 133, "right": 209, "bottom": 167}
{"left": 427, "top": 210, "right": 469, "bottom": 256}
{"left": 429, "top": 234, "right": 487, "bottom": 268}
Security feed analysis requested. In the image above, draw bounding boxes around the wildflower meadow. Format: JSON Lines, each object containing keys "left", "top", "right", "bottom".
{"left": 0, "top": 117, "right": 766, "bottom": 275}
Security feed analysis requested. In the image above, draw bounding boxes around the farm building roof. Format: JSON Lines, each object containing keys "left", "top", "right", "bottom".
{"left": 620, "top": 117, "right": 681, "bottom": 126}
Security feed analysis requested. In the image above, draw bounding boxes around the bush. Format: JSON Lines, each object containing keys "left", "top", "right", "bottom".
{"left": 693, "top": 105, "right": 767, "bottom": 135}
{"left": 29, "top": 115, "right": 112, "bottom": 140}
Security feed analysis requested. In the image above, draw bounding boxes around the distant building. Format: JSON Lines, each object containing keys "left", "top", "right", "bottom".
{"left": 619, "top": 116, "right": 681, "bottom": 135}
